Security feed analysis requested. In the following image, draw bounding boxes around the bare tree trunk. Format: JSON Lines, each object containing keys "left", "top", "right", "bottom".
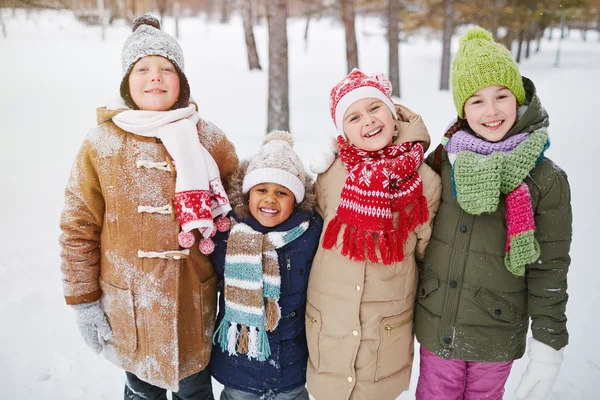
{"left": 536, "top": 24, "right": 544, "bottom": 53}
{"left": 304, "top": 0, "right": 313, "bottom": 48}
{"left": 0, "top": 11, "right": 6, "bottom": 38}
{"left": 440, "top": 0, "right": 453, "bottom": 91}
{"left": 555, "top": 11, "right": 565, "bottom": 67}
{"left": 173, "top": 0, "right": 180, "bottom": 39}
{"left": 130, "top": 0, "right": 136, "bottom": 20}
{"left": 548, "top": 26, "right": 553, "bottom": 41}
{"left": 267, "top": 0, "right": 289, "bottom": 132}
{"left": 157, "top": 0, "right": 167, "bottom": 28}
{"left": 388, "top": 0, "right": 400, "bottom": 96}
{"left": 341, "top": 0, "right": 358, "bottom": 73}
{"left": 500, "top": 27, "right": 514, "bottom": 50}
{"left": 97, "top": 0, "right": 106, "bottom": 41}
{"left": 582, "top": 28, "right": 587, "bottom": 41}
{"left": 525, "top": 25, "right": 531, "bottom": 59}
{"left": 243, "top": 0, "right": 262, "bottom": 70}
{"left": 516, "top": 29, "right": 524, "bottom": 63}
{"left": 220, "top": 0, "right": 231, "bottom": 24}
{"left": 490, "top": 0, "right": 501, "bottom": 40}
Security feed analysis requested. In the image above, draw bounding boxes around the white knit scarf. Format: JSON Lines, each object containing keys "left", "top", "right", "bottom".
{"left": 112, "top": 105, "right": 231, "bottom": 239}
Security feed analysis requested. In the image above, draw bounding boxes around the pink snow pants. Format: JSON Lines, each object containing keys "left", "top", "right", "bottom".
{"left": 416, "top": 346, "right": 513, "bottom": 400}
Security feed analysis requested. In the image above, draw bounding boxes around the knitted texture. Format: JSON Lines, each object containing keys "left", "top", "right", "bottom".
{"left": 214, "top": 219, "right": 309, "bottom": 361}
{"left": 452, "top": 26, "right": 526, "bottom": 118}
{"left": 322, "top": 137, "right": 429, "bottom": 265}
{"left": 120, "top": 14, "right": 189, "bottom": 110}
{"left": 242, "top": 131, "right": 307, "bottom": 203}
{"left": 329, "top": 68, "right": 397, "bottom": 136}
{"left": 446, "top": 128, "right": 549, "bottom": 275}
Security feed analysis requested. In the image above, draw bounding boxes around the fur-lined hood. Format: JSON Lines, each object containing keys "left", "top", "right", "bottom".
{"left": 227, "top": 160, "right": 317, "bottom": 220}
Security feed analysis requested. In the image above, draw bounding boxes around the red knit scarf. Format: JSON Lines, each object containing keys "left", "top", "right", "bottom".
{"left": 322, "top": 136, "right": 429, "bottom": 265}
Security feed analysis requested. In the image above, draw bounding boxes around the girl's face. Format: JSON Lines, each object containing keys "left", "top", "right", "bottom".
{"left": 128, "top": 56, "right": 180, "bottom": 111}
{"left": 248, "top": 182, "right": 296, "bottom": 228}
{"left": 342, "top": 98, "right": 396, "bottom": 151}
{"left": 463, "top": 85, "right": 517, "bottom": 142}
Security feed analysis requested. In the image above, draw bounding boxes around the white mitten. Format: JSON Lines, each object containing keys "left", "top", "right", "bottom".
{"left": 515, "top": 337, "right": 564, "bottom": 400}
{"left": 310, "top": 137, "right": 339, "bottom": 174}
{"left": 71, "top": 300, "right": 113, "bottom": 354}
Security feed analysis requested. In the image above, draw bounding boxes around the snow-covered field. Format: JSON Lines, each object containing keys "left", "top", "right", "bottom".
{"left": 0, "top": 9, "right": 598, "bottom": 399}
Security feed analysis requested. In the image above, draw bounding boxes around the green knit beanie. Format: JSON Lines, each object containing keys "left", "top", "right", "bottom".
{"left": 452, "top": 26, "right": 526, "bottom": 118}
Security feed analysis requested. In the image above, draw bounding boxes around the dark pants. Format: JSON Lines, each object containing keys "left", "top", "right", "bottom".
{"left": 124, "top": 368, "right": 214, "bottom": 400}
{"left": 220, "top": 386, "right": 309, "bottom": 400}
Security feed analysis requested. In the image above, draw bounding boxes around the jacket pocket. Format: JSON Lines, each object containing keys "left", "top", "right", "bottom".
{"left": 200, "top": 274, "right": 218, "bottom": 343}
{"left": 99, "top": 278, "right": 137, "bottom": 352}
{"left": 417, "top": 274, "right": 439, "bottom": 298}
{"left": 375, "top": 306, "right": 414, "bottom": 381}
{"left": 305, "top": 302, "right": 322, "bottom": 374}
{"left": 475, "top": 288, "right": 518, "bottom": 324}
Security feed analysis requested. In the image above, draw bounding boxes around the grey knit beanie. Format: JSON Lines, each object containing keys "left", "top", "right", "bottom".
{"left": 120, "top": 15, "right": 190, "bottom": 110}
{"left": 242, "top": 131, "right": 307, "bottom": 203}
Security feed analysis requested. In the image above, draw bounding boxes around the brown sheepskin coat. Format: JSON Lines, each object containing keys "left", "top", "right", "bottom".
{"left": 59, "top": 102, "right": 238, "bottom": 390}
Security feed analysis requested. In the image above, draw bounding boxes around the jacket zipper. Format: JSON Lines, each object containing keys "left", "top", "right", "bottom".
{"left": 384, "top": 315, "right": 413, "bottom": 337}
{"left": 286, "top": 256, "right": 292, "bottom": 292}
{"left": 306, "top": 314, "right": 318, "bottom": 328}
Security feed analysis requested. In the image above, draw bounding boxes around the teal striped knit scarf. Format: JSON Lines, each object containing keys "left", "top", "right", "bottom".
{"left": 214, "top": 220, "right": 309, "bottom": 361}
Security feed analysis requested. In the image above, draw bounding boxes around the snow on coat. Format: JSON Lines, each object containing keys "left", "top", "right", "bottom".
{"left": 59, "top": 102, "right": 238, "bottom": 390}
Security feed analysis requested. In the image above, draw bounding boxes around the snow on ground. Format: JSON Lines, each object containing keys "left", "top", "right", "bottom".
{"left": 0, "top": 9, "right": 599, "bottom": 399}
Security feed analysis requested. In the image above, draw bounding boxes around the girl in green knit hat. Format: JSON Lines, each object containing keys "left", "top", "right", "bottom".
{"left": 414, "top": 26, "right": 572, "bottom": 400}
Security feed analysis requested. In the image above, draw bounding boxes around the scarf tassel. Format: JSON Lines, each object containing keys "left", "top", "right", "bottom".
{"left": 237, "top": 324, "right": 249, "bottom": 354}
{"left": 247, "top": 326, "right": 271, "bottom": 361}
{"left": 340, "top": 225, "right": 353, "bottom": 257}
{"left": 408, "top": 195, "right": 429, "bottom": 231}
{"left": 504, "top": 182, "right": 540, "bottom": 276}
{"left": 378, "top": 233, "right": 390, "bottom": 265}
{"left": 354, "top": 232, "right": 366, "bottom": 262}
{"left": 366, "top": 234, "right": 378, "bottom": 263}
{"left": 265, "top": 298, "right": 281, "bottom": 332}
{"left": 323, "top": 217, "right": 342, "bottom": 249}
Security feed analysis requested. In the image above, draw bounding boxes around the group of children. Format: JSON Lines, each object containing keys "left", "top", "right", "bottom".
{"left": 60, "top": 15, "right": 572, "bottom": 400}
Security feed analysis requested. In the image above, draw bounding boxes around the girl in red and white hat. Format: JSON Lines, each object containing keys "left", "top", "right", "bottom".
{"left": 305, "top": 69, "right": 441, "bottom": 400}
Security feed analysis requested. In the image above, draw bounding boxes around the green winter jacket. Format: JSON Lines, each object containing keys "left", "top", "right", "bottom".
{"left": 414, "top": 78, "right": 572, "bottom": 362}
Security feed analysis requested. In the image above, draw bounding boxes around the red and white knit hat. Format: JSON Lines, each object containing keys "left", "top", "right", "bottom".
{"left": 329, "top": 68, "right": 396, "bottom": 137}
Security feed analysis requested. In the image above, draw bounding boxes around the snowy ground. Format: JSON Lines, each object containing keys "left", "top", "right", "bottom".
{"left": 0, "top": 9, "right": 599, "bottom": 399}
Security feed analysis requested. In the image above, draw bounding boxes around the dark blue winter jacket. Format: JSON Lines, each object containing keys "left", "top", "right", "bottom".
{"left": 210, "top": 209, "right": 323, "bottom": 396}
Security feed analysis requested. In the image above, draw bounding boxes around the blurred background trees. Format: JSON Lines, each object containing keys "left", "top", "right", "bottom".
{"left": 2, "top": 0, "right": 598, "bottom": 129}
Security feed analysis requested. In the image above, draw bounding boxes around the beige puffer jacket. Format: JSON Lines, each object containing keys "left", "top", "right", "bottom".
{"left": 306, "top": 105, "right": 442, "bottom": 400}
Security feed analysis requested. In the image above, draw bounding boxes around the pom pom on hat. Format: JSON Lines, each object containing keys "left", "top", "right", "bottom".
{"left": 263, "top": 130, "right": 294, "bottom": 146}
{"left": 242, "top": 130, "right": 307, "bottom": 203}
{"left": 459, "top": 26, "right": 493, "bottom": 45}
{"left": 452, "top": 26, "right": 526, "bottom": 118}
{"left": 132, "top": 14, "right": 161, "bottom": 31}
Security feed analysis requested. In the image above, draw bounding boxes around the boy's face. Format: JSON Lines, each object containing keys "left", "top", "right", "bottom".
{"left": 248, "top": 182, "right": 296, "bottom": 228}
{"left": 463, "top": 85, "right": 517, "bottom": 142}
{"left": 342, "top": 98, "right": 395, "bottom": 152}
{"left": 128, "top": 56, "right": 180, "bottom": 111}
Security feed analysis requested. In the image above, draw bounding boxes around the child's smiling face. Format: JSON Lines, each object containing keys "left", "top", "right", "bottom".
{"left": 463, "top": 85, "right": 518, "bottom": 142}
{"left": 342, "top": 98, "right": 396, "bottom": 151}
{"left": 248, "top": 182, "right": 296, "bottom": 228}
{"left": 128, "top": 56, "right": 180, "bottom": 111}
